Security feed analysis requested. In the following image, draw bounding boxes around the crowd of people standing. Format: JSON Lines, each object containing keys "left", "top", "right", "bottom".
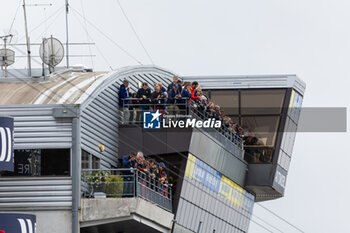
{"left": 122, "top": 151, "right": 171, "bottom": 197}
{"left": 118, "top": 76, "right": 247, "bottom": 137}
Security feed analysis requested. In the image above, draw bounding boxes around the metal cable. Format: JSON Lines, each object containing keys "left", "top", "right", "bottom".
{"left": 257, "top": 203, "right": 304, "bottom": 233}
{"left": 70, "top": 6, "right": 143, "bottom": 65}
{"left": 80, "top": 0, "right": 95, "bottom": 70}
{"left": 115, "top": 0, "right": 154, "bottom": 65}
{"left": 70, "top": 7, "right": 113, "bottom": 71}
{"left": 8, "top": 0, "right": 22, "bottom": 35}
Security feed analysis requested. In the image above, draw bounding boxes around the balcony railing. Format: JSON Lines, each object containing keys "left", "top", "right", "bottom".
{"left": 119, "top": 98, "right": 243, "bottom": 149}
{"left": 81, "top": 168, "right": 172, "bottom": 212}
{"left": 119, "top": 97, "right": 190, "bottom": 124}
{"left": 188, "top": 102, "right": 243, "bottom": 149}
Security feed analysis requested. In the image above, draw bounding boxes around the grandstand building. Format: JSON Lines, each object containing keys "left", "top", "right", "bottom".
{"left": 0, "top": 65, "right": 305, "bottom": 233}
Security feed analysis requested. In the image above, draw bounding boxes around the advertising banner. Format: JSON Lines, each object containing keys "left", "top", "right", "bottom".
{"left": 0, "top": 213, "right": 36, "bottom": 233}
{"left": 0, "top": 117, "right": 14, "bottom": 171}
{"left": 185, "top": 153, "right": 254, "bottom": 214}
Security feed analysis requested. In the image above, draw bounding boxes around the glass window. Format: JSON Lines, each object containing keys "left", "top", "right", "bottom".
{"left": 244, "top": 148, "right": 274, "bottom": 163}
{"left": 241, "top": 116, "right": 280, "bottom": 146}
{"left": 202, "top": 90, "right": 209, "bottom": 99}
{"left": 81, "top": 150, "right": 100, "bottom": 169}
{"left": 210, "top": 90, "right": 239, "bottom": 115}
{"left": 92, "top": 155, "right": 100, "bottom": 169}
{"left": 82, "top": 150, "right": 90, "bottom": 169}
{"left": 241, "top": 89, "right": 286, "bottom": 114}
{"left": 1, "top": 149, "right": 70, "bottom": 177}
{"left": 226, "top": 116, "right": 239, "bottom": 125}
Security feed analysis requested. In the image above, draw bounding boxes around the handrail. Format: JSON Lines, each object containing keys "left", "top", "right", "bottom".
{"left": 119, "top": 98, "right": 244, "bottom": 149}
{"left": 81, "top": 168, "right": 172, "bottom": 212}
{"left": 188, "top": 102, "right": 244, "bottom": 149}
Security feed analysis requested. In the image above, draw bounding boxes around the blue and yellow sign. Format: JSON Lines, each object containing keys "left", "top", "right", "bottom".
{"left": 185, "top": 153, "right": 254, "bottom": 214}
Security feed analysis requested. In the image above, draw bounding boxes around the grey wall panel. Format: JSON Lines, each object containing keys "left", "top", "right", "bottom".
{"left": 189, "top": 129, "right": 247, "bottom": 186}
{"left": 177, "top": 179, "right": 253, "bottom": 233}
{"left": 81, "top": 84, "right": 119, "bottom": 169}
{"left": 80, "top": 67, "right": 174, "bottom": 169}
{"left": 0, "top": 105, "right": 72, "bottom": 149}
{"left": 0, "top": 177, "right": 72, "bottom": 209}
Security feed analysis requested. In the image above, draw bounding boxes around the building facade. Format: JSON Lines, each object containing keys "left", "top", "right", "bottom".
{"left": 0, "top": 65, "right": 305, "bottom": 233}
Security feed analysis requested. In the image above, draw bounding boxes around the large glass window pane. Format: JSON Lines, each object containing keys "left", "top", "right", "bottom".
{"left": 1, "top": 149, "right": 70, "bottom": 176}
{"left": 241, "top": 116, "right": 280, "bottom": 146}
{"left": 241, "top": 89, "right": 286, "bottom": 114}
{"left": 210, "top": 90, "right": 239, "bottom": 115}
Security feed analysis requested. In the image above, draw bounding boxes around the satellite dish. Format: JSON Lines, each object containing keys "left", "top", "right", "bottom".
{"left": 39, "top": 36, "right": 64, "bottom": 71}
{"left": 0, "top": 49, "right": 15, "bottom": 67}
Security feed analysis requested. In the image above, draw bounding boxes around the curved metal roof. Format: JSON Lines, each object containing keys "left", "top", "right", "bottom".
{"left": 0, "top": 65, "right": 176, "bottom": 106}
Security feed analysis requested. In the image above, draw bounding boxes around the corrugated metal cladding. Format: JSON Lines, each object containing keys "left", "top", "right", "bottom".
{"left": 183, "top": 75, "right": 306, "bottom": 96}
{"left": 177, "top": 178, "right": 252, "bottom": 233}
{"left": 0, "top": 105, "right": 72, "bottom": 149}
{"left": 80, "top": 66, "right": 175, "bottom": 168}
{"left": 176, "top": 154, "right": 254, "bottom": 233}
{"left": 0, "top": 105, "right": 72, "bottom": 209}
{"left": 0, "top": 177, "right": 72, "bottom": 209}
{"left": 189, "top": 129, "right": 247, "bottom": 187}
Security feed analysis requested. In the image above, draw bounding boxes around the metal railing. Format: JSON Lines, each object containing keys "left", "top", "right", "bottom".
{"left": 119, "top": 97, "right": 243, "bottom": 149}
{"left": 81, "top": 168, "right": 172, "bottom": 212}
{"left": 119, "top": 97, "right": 190, "bottom": 124}
{"left": 188, "top": 102, "right": 244, "bottom": 149}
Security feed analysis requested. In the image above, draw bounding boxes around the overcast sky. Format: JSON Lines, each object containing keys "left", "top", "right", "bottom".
{"left": 1, "top": 1, "right": 349, "bottom": 232}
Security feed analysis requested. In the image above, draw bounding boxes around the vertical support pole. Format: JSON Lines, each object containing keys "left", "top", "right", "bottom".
{"left": 65, "top": 0, "right": 70, "bottom": 68}
{"left": 22, "top": 0, "right": 31, "bottom": 77}
{"left": 72, "top": 116, "right": 81, "bottom": 233}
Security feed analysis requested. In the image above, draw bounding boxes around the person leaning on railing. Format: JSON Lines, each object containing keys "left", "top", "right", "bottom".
{"left": 151, "top": 85, "right": 167, "bottom": 112}
{"left": 136, "top": 83, "right": 151, "bottom": 122}
{"left": 122, "top": 152, "right": 136, "bottom": 197}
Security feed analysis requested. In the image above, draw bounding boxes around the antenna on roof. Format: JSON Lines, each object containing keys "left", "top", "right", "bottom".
{"left": 39, "top": 35, "right": 64, "bottom": 73}
{"left": 22, "top": 0, "right": 32, "bottom": 77}
{"left": 65, "top": 0, "right": 69, "bottom": 68}
{"left": 0, "top": 35, "right": 16, "bottom": 77}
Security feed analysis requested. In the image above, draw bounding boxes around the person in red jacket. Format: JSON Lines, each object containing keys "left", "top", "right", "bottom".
{"left": 189, "top": 81, "right": 199, "bottom": 102}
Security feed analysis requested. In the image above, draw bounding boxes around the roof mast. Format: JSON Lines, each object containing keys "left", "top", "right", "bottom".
{"left": 65, "top": 0, "right": 69, "bottom": 68}
{"left": 22, "top": 0, "right": 32, "bottom": 77}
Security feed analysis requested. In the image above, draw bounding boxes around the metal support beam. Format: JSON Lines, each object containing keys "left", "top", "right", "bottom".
{"left": 72, "top": 117, "right": 81, "bottom": 233}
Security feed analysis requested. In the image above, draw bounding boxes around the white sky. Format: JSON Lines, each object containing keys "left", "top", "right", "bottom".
{"left": 1, "top": 1, "right": 349, "bottom": 232}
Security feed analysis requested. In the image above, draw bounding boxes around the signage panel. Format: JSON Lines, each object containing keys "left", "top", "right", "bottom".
{"left": 0, "top": 117, "right": 14, "bottom": 171}
{"left": 185, "top": 153, "right": 254, "bottom": 214}
{"left": 0, "top": 213, "right": 36, "bottom": 233}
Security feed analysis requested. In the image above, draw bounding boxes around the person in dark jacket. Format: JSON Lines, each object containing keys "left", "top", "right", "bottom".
{"left": 167, "top": 83, "right": 182, "bottom": 116}
{"left": 151, "top": 85, "right": 166, "bottom": 110}
{"left": 136, "top": 83, "right": 151, "bottom": 122}
{"left": 157, "top": 82, "right": 167, "bottom": 93}
{"left": 122, "top": 152, "right": 136, "bottom": 197}
{"left": 118, "top": 79, "right": 130, "bottom": 123}
{"left": 167, "top": 76, "right": 182, "bottom": 92}
{"left": 180, "top": 84, "right": 192, "bottom": 113}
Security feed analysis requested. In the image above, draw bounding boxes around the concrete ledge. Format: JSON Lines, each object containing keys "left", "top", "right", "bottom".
{"left": 80, "top": 197, "right": 174, "bottom": 231}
